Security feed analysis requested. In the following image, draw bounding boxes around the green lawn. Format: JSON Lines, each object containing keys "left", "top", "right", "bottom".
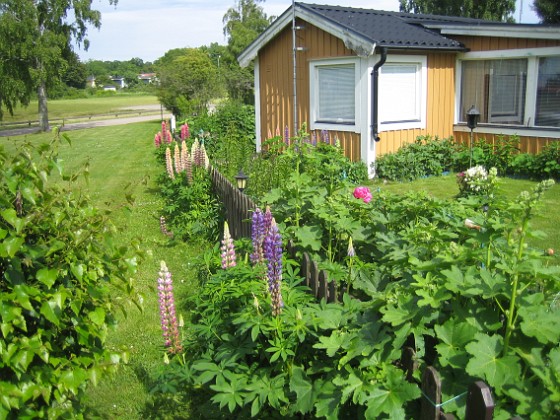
{"left": 1, "top": 94, "right": 160, "bottom": 124}
{"left": 372, "top": 173, "right": 560, "bottom": 257}
{"left": 2, "top": 122, "right": 203, "bottom": 418}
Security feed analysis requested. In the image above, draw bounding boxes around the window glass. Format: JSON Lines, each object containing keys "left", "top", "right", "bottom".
{"left": 316, "top": 64, "right": 355, "bottom": 124}
{"left": 536, "top": 56, "right": 560, "bottom": 128}
{"left": 460, "top": 59, "right": 527, "bottom": 125}
{"left": 379, "top": 64, "right": 420, "bottom": 123}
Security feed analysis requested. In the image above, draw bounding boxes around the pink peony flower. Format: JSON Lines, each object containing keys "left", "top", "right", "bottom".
{"left": 353, "top": 186, "right": 372, "bottom": 203}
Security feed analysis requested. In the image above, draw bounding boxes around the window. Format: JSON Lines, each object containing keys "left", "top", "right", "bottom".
{"left": 460, "top": 59, "right": 527, "bottom": 125}
{"left": 536, "top": 56, "right": 560, "bottom": 128}
{"left": 310, "top": 58, "right": 360, "bottom": 131}
{"left": 458, "top": 48, "right": 560, "bottom": 129}
{"left": 378, "top": 56, "right": 427, "bottom": 131}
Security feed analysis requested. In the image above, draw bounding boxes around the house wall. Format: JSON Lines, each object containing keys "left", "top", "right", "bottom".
{"left": 452, "top": 36, "right": 560, "bottom": 154}
{"left": 258, "top": 19, "right": 361, "bottom": 161}
{"left": 257, "top": 23, "right": 560, "bottom": 161}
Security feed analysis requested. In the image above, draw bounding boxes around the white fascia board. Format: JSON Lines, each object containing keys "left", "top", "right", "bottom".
{"left": 425, "top": 24, "right": 560, "bottom": 40}
{"left": 238, "top": 5, "right": 376, "bottom": 67}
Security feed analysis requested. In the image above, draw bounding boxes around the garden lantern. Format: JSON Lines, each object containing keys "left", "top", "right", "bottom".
{"left": 235, "top": 169, "right": 248, "bottom": 192}
{"left": 466, "top": 105, "right": 480, "bottom": 166}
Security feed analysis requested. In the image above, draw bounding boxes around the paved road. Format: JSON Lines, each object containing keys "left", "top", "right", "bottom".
{"left": 0, "top": 111, "right": 173, "bottom": 137}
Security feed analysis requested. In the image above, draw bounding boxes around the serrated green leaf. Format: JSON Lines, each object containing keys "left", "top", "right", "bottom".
{"left": 518, "top": 305, "right": 560, "bottom": 344}
{"left": 435, "top": 319, "right": 478, "bottom": 368}
{"left": 465, "top": 333, "right": 521, "bottom": 388}
{"left": 289, "top": 366, "right": 314, "bottom": 414}
{"left": 313, "top": 331, "right": 348, "bottom": 357}
{"left": 294, "top": 225, "right": 322, "bottom": 252}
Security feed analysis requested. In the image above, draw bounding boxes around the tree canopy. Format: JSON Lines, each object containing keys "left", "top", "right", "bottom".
{"left": 398, "top": 0, "right": 516, "bottom": 21}
{"left": 532, "top": 0, "right": 560, "bottom": 23}
{"left": 155, "top": 48, "right": 220, "bottom": 117}
{"left": 0, "top": 0, "right": 117, "bottom": 129}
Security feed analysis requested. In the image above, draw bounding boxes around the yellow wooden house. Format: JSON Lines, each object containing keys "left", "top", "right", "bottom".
{"left": 238, "top": 3, "right": 560, "bottom": 176}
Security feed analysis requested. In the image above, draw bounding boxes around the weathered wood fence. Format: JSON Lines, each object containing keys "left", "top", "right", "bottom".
{"left": 210, "top": 167, "right": 256, "bottom": 239}
{"left": 209, "top": 167, "right": 496, "bottom": 419}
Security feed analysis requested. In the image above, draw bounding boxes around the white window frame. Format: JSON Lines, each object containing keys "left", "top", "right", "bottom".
{"left": 455, "top": 46, "right": 560, "bottom": 137}
{"left": 309, "top": 57, "right": 362, "bottom": 132}
{"left": 378, "top": 55, "right": 427, "bottom": 132}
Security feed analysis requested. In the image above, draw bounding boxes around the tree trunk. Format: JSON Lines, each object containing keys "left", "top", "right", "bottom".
{"left": 38, "top": 81, "right": 49, "bottom": 131}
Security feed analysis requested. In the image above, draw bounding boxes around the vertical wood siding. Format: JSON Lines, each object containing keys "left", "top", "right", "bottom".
{"left": 453, "top": 131, "right": 557, "bottom": 154}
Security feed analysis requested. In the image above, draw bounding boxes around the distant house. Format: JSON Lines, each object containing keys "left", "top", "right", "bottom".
{"left": 238, "top": 3, "right": 560, "bottom": 174}
{"left": 86, "top": 76, "right": 96, "bottom": 88}
{"left": 138, "top": 72, "right": 157, "bottom": 84}
{"left": 110, "top": 76, "right": 127, "bottom": 89}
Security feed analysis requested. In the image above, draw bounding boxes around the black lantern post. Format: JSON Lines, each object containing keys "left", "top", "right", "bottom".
{"left": 235, "top": 169, "right": 248, "bottom": 192}
{"left": 466, "top": 105, "right": 480, "bottom": 167}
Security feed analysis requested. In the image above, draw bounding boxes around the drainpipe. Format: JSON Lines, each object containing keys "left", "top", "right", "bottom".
{"left": 371, "top": 47, "right": 387, "bottom": 142}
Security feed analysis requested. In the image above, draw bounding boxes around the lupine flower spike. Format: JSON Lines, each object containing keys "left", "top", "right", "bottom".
{"left": 165, "top": 147, "right": 175, "bottom": 180}
{"left": 263, "top": 218, "right": 284, "bottom": 316}
{"left": 160, "top": 216, "right": 174, "bottom": 238}
{"left": 221, "top": 221, "right": 237, "bottom": 269}
{"left": 174, "top": 143, "right": 182, "bottom": 174}
{"left": 250, "top": 208, "right": 265, "bottom": 265}
{"left": 157, "top": 261, "right": 182, "bottom": 354}
{"left": 180, "top": 123, "right": 190, "bottom": 140}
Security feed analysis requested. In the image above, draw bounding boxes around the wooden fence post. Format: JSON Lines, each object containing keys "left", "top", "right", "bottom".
{"left": 421, "top": 366, "right": 442, "bottom": 420}
{"left": 302, "top": 253, "right": 311, "bottom": 289}
{"left": 465, "top": 381, "right": 494, "bottom": 420}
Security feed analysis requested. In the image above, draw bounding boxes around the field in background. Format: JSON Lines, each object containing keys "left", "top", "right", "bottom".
{"left": 0, "top": 94, "right": 161, "bottom": 124}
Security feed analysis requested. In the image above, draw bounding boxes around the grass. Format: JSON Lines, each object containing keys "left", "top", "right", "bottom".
{"left": 372, "top": 173, "right": 560, "bottom": 257}
{"left": 2, "top": 121, "right": 204, "bottom": 418}
{"left": 1, "top": 94, "right": 160, "bottom": 123}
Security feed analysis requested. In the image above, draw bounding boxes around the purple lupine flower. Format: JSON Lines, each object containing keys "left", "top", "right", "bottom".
{"left": 180, "top": 123, "right": 190, "bottom": 140}
{"left": 311, "top": 132, "right": 317, "bottom": 146}
{"left": 321, "top": 129, "right": 329, "bottom": 144}
{"left": 157, "top": 261, "right": 182, "bottom": 354}
{"left": 284, "top": 125, "right": 290, "bottom": 146}
{"left": 221, "top": 222, "right": 237, "bottom": 269}
{"left": 165, "top": 147, "right": 175, "bottom": 180}
{"left": 263, "top": 218, "right": 284, "bottom": 316}
{"left": 250, "top": 208, "right": 265, "bottom": 265}
{"left": 347, "top": 237, "right": 355, "bottom": 258}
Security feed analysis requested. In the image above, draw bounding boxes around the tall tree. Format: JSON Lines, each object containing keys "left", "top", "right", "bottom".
{"left": 0, "top": 0, "right": 116, "bottom": 130}
{"left": 399, "top": 0, "right": 516, "bottom": 22}
{"left": 155, "top": 48, "right": 219, "bottom": 118}
{"left": 222, "top": 0, "right": 272, "bottom": 103}
{"left": 532, "top": 0, "right": 560, "bottom": 23}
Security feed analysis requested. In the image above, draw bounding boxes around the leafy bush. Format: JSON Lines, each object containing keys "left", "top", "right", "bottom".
{"left": 375, "top": 135, "right": 457, "bottom": 181}
{"left": 534, "top": 141, "right": 560, "bottom": 180}
{"left": 0, "top": 136, "right": 141, "bottom": 418}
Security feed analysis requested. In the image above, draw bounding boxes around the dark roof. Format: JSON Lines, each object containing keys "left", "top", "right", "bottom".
{"left": 298, "top": 3, "right": 469, "bottom": 50}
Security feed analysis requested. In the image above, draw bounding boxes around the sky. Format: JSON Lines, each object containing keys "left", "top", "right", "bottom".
{"left": 77, "top": 0, "right": 541, "bottom": 63}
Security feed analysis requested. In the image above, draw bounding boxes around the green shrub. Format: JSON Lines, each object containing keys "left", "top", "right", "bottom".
{"left": 375, "top": 135, "right": 457, "bottom": 181}
{"left": 0, "top": 135, "right": 141, "bottom": 418}
{"left": 534, "top": 142, "right": 560, "bottom": 180}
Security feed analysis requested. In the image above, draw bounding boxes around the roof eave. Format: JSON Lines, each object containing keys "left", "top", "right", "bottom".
{"left": 424, "top": 24, "right": 560, "bottom": 40}
{"left": 238, "top": 3, "right": 377, "bottom": 67}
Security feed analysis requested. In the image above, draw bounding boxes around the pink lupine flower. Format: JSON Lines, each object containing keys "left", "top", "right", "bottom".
{"left": 353, "top": 186, "right": 372, "bottom": 203}
{"left": 154, "top": 132, "right": 162, "bottom": 147}
{"left": 157, "top": 261, "right": 182, "bottom": 354}
{"left": 180, "top": 123, "right": 190, "bottom": 140}
{"left": 160, "top": 216, "right": 173, "bottom": 238}
{"left": 220, "top": 221, "right": 237, "bottom": 269}
{"left": 165, "top": 147, "right": 175, "bottom": 180}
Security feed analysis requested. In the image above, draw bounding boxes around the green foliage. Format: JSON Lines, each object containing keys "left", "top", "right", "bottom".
{"left": 156, "top": 48, "right": 220, "bottom": 117}
{"left": 157, "top": 147, "right": 222, "bottom": 243}
{"left": 398, "top": 0, "right": 516, "bottom": 21}
{"left": 375, "top": 135, "right": 457, "bottom": 181}
{"left": 533, "top": 0, "right": 560, "bottom": 23}
{"left": 0, "top": 133, "right": 140, "bottom": 418}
